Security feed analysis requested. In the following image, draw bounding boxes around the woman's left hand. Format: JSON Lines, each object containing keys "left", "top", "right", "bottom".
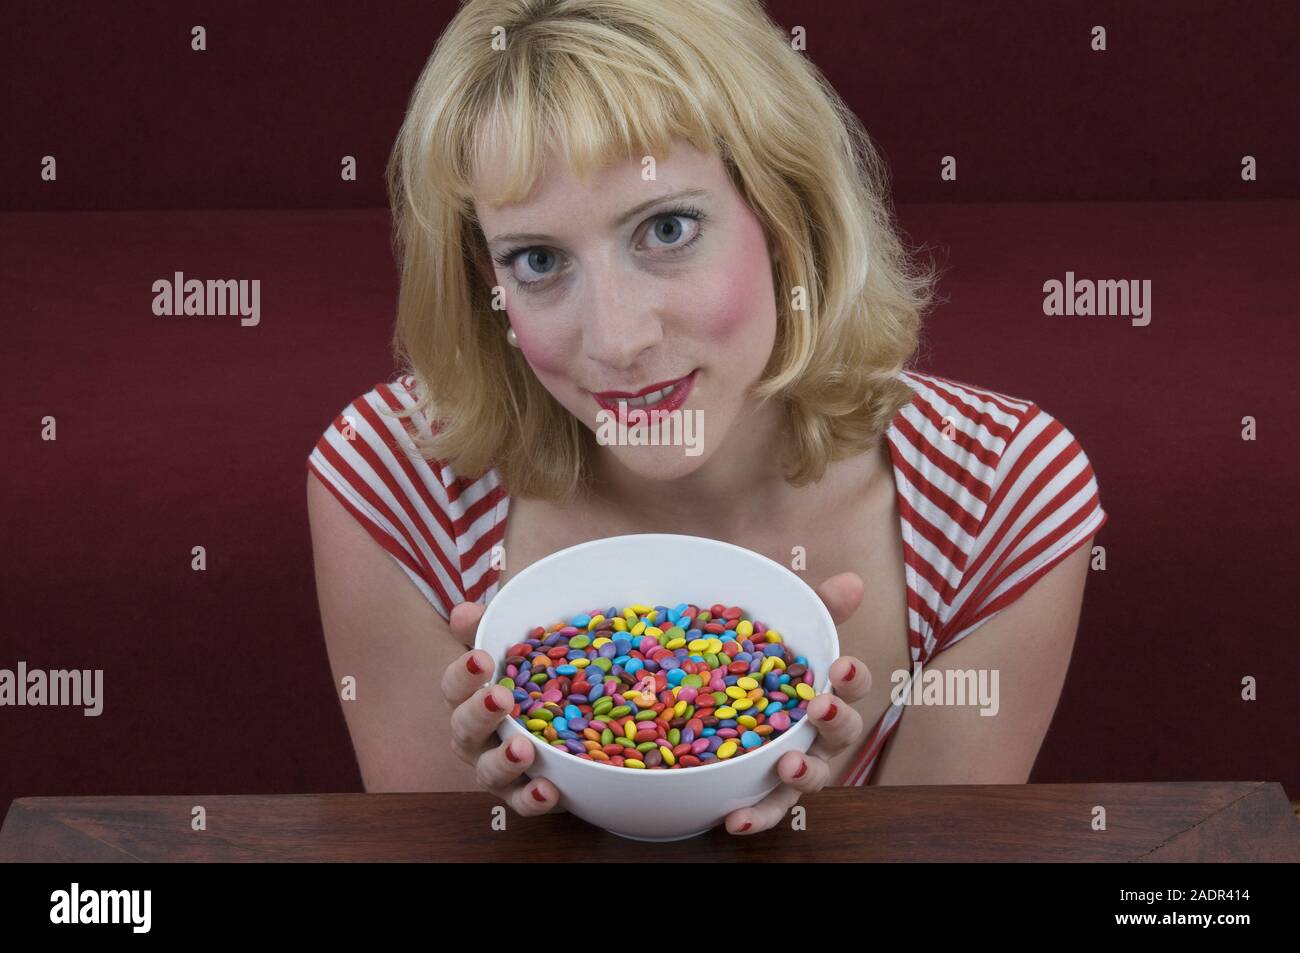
{"left": 724, "top": 571, "right": 870, "bottom": 835}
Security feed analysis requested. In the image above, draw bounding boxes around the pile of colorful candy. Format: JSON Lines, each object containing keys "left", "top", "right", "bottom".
{"left": 495, "top": 602, "right": 817, "bottom": 769}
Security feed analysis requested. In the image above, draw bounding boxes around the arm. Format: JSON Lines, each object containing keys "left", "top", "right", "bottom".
{"left": 870, "top": 536, "right": 1095, "bottom": 785}
{"left": 306, "top": 469, "right": 482, "bottom": 793}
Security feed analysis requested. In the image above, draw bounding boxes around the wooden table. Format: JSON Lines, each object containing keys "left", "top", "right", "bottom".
{"left": 2, "top": 781, "right": 1296, "bottom": 862}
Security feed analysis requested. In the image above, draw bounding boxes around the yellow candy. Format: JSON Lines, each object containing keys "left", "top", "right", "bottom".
{"left": 623, "top": 609, "right": 639, "bottom": 623}
{"left": 629, "top": 604, "right": 652, "bottom": 614}
{"left": 572, "top": 658, "right": 590, "bottom": 668}
{"left": 625, "top": 720, "right": 637, "bottom": 740}
{"left": 631, "top": 621, "right": 646, "bottom": 636}
{"left": 717, "top": 740, "right": 738, "bottom": 759}
{"left": 625, "top": 759, "right": 646, "bottom": 769}
{"left": 665, "top": 637, "right": 687, "bottom": 650}
{"left": 764, "top": 630, "right": 783, "bottom": 643}
{"left": 525, "top": 719, "right": 548, "bottom": 731}
{"left": 644, "top": 610, "right": 659, "bottom": 623}
{"left": 759, "top": 657, "right": 776, "bottom": 675}
{"left": 737, "top": 715, "right": 758, "bottom": 729}
{"left": 732, "top": 698, "right": 754, "bottom": 711}
{"left": 645, "top": 626, "right": 663, "bottom": 639}
{"left": 592, "top": 636, "right": 612, "bottom": 647}
{"left": 715, "top": 706, "right": 737, "bottom": 719}
{"left": 725, "top": 686, "right": 746, "bottom": 700}
{"left": 612, "top": 618, "right": 628, "bottom": 631}
{"left": 754, "top": 698, "right": 768, "bottom": 711}
{"left": 659, "top": 745, "right": 677, "bottom": 767}
{"left": 704, "top": 638, "right": 723, "bottom": 654}
{"left": 737, "top": 676, "right": 759, "bottom": 691}
{"left": 795, "top": 682, "right": 816, "bottom": 701}
{"left": 735, "top": 620, "right": 753, "bottom": 638}
{"left": 587, "top": 615, "right": 604, "bottom": 630}
{"left": 674, "top": 700, "right": 688, "bottom": 717}
{"left": 770, "top": 657, "right": 787, "bottom": 671}
{"left": 687, "top": 639, "right": 710, "bottom": 652}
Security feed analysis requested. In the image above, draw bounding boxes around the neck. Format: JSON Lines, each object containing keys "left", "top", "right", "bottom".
{"left": 587, "top": 398, "right": 886, "bottom": 539}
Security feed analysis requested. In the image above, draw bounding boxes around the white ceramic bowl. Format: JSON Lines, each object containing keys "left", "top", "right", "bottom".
{"left": 473, "top": 533, "right": 840, "bottom": 841}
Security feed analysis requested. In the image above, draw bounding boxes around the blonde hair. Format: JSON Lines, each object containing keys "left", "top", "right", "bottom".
{"left": 385, "top": 0, "right": 938, "bottom": 503}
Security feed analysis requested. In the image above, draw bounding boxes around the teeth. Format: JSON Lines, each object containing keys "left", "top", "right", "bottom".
{"left": 619, "top": 381, "right": 676, "bottom": 408}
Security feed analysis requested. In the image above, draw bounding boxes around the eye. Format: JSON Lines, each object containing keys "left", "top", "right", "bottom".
{"left": 491, "top": 203, "right": 708, "bottom": 295}
{"left": 639, "top": 205, "right": 707, "bottom": 252}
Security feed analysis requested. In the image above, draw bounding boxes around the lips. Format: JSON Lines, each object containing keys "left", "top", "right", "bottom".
{"left": 592, "top": 369, "right": 696, "bottom": 419}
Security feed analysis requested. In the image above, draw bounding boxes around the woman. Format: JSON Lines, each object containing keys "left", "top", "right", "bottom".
{"left": 306, "top": 0, "right": 1107, "bottom": 835}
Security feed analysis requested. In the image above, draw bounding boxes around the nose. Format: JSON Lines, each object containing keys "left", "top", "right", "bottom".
{"left": 579, "top": 254, "right": 662, "bottom": 371}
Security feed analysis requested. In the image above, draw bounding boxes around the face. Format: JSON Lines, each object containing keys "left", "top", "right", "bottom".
{"left": 472, "top": 138, "right": 779, "bottom": 480}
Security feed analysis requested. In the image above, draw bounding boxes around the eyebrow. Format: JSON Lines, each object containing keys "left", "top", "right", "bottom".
{"left": 486, "top": 188, "right": 709, "bottom": 246}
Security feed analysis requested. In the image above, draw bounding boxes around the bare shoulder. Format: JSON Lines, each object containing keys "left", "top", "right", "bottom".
{"left": 306, "top": 470, "right": 481, "bottom": 793}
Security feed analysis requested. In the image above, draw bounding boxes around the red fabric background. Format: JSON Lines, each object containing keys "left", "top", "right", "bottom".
{"left": 2, "top": 2, "right": 1297, "bottom": 824}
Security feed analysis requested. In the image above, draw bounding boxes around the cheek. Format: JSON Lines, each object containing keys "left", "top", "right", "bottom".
{"left": 510, "top": 320, "right": 569, "bottom": 377}
{"left": 694, "top": 254, "right": 776, "bottom": 346}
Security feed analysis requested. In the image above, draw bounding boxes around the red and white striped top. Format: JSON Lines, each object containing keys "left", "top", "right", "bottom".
{"left": 308, "top": 369, "right": 1108, "bottom": 786}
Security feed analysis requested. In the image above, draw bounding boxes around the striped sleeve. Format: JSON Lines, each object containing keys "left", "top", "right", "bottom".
{"left": 306, "top": 383, "right": 465, "bottom": 623}
{"left": 935, "top": 404, "right": 1107, "bottom": 652}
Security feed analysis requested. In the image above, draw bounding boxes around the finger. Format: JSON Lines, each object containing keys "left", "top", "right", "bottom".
{"left": 773, "top": 748, "right": 833, "bottom": 794}
{"left": 477, "top": 733, "right": 536, "bottom": 791}
{"left": 827, "top": 654, "right": 872, "bottom": 703}
{"left": 814, "top": 572, "right": 865, "bottom": 626}
{"left": 442, "top": 647, "right": 496, "bottom": 709}
{"left": 494, "top": 773, "right": 565, "bottom": 818}
{"left": 449, "top": 601, "right": 485, "bottom": 650}
{"left": 449, "top": 683, "right": 514, "bottom": 762}
{"left": 725, "top": 781, "right": 802, "bottom": 835}
{"left": 802, "top": 690, "right": 866, "bottom": 753}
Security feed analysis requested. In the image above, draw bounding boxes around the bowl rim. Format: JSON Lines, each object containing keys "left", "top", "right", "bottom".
{"left": 474, "top": 532, "right": 841, "bottom": 779}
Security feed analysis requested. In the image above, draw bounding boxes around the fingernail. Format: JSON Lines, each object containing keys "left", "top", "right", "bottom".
{"left": 505, "top": 740, "right": 522, "bottom": 763}
{"left": 794, "top": 758, "right": 808, "bottom": 779}
{"left": 467, "top": 654, "right": 484, "bottom": 675}
{"left": 484, "top": 691, "right": 503, "bottom": 713}
{"left": 845, "top": 662, "right": 856, "bottom": 681}
{"left": 530, "top": 786, "right": 547, "bottom": 803}
{"left": 739, "top": 821, "right": 752, "bottom": 832}
{"left": 820, "top": 701, "right": 838, "bottom": 722}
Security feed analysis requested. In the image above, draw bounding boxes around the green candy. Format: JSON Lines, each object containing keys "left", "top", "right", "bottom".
{"left": 635, "top": 741, "right": 658, "bottom": 752}
{"left": 668, "top": 728, "right": 681, "bottom": 745}
{"left": 682, "top": 674, "right": 703, "bottom": 688}
{"left": 591, "top": 657, "right": 613, "bottom": 673}
{"left": 497, "top": 677, "right": 515, "bottom": 689}
{"left": 569, "top": 635, "right": 591, "bottom": 649}
{"left": 609, "top": 705, "right": 632, "bottom": 718}
{"left": 600, "top": 728, "right": 614, "bottom": 745}
{"left": 634, "top": 710, "right": 658, "bottom": 722}
{"left": 531, "top": 708, "right": 554, "bottom": 722}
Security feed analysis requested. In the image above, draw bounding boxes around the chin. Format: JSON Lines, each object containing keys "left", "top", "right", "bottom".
{"left": 603, "top": 441, "right": 711, "bottom": 477}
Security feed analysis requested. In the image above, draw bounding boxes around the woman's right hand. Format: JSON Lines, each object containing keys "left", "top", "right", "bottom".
{"left": 440, "top": 601, "right": 565, "bottom": 816}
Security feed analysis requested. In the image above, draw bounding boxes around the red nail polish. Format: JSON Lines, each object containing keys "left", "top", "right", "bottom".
{"left": 739, "top": 821, "right": 751, "bottom": 832}
{"left": 505, "top": 741, "right": 522, "bottom": 763}
{"left": 845, "top": 662, "right": 856, "bottom": 681}
{"left": 794, "top": 758, "right": 808, "bottom": 778}
{"left": 530, "top": 786, "right": 547, "bottom": 803}
{"left": 484, "top": 692, "right": 502, "bottom": 713}
{"left": 820, "top": 701, "right": 838, "bottom": 721}
{"left": 467, "top": 654, "right": 483, "bottom": 675}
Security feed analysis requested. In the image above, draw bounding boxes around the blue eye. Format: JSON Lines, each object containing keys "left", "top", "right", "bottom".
{"left": 493, "top": 204, "right": 707, "bottom": 295}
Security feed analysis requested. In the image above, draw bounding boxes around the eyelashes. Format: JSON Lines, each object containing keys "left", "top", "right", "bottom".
{"left": 492, "top": 203, "right": 708, "bottom": 294}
